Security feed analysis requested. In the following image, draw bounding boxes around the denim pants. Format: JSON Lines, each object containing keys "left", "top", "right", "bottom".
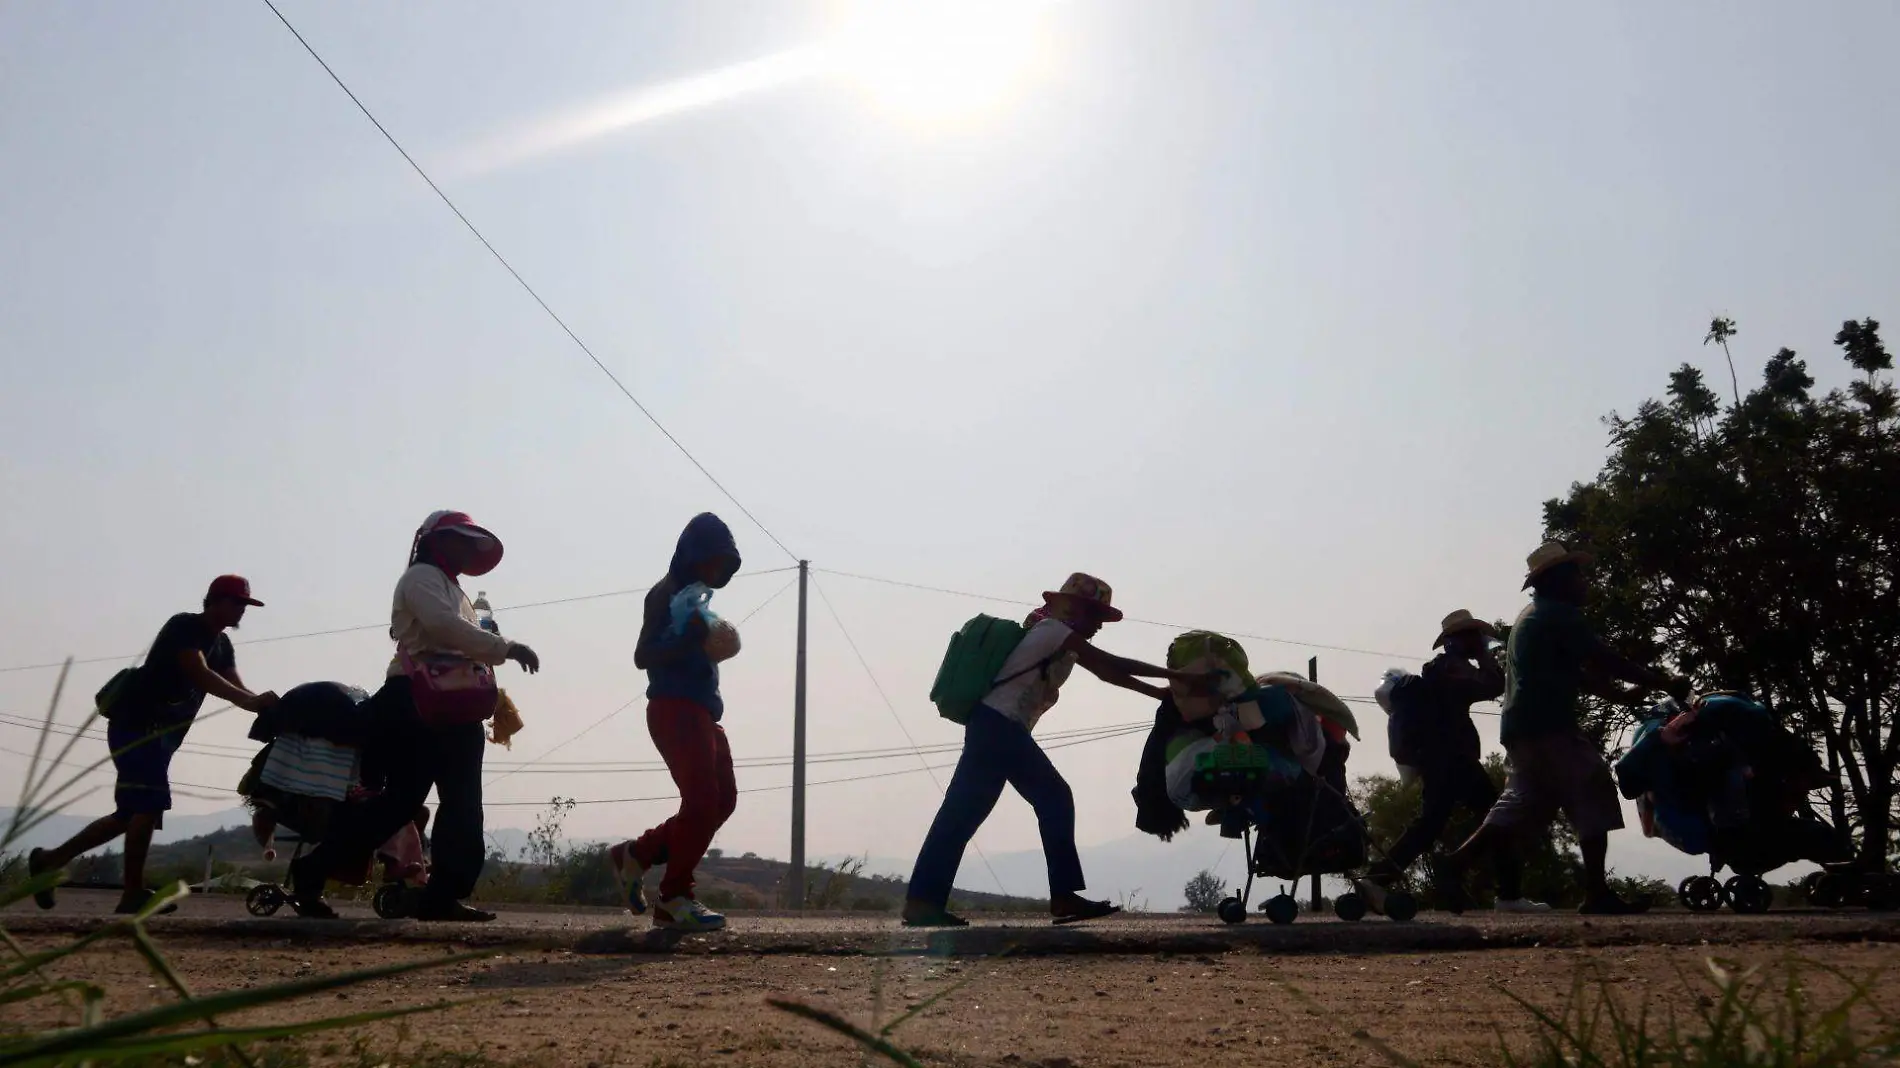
{"left": 907, "top": 704, "right": 1085, "bottom": 906}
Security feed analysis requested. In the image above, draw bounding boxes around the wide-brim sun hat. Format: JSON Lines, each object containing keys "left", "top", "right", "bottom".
{"left": 1432, "top": 608, "right": 1500, "bottom": 648}
{"left": 415, "top": 510, "right": 505, "bottom": 577}
{"left": 1522, "top": 539, "right": 1594, "bottom": 589}
{"left": 1041, "top": 572, "right": 1124, "bottom": 623}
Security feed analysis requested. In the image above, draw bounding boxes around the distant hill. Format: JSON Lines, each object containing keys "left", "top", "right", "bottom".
{"left": 17, "top": 817, "right": 1048, "bottom": 912}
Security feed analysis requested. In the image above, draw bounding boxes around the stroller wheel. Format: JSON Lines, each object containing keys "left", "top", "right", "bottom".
{"left": 1217, "top": 897, "right": 1248, "bottom": 925}
{"left": 1679, "top": 876, "right": 1725, "bottom": 913}
{"left": 1383, "top": 890, "right": 1419, "bottom": 923}
{"left": 1724, "top": 875, "right": 1772, "bottom": 915}
{"left": 1262, "top": 894, "right": 1298, "bottom": 926}
{"left": 246, "top": 884, "right": 284, "bottom": 917}
{"left": 372, "top": 883, "right": 408, "bottom": 920}
{"left": 1333, "top": 893, "right": 1367, "bottom": 923}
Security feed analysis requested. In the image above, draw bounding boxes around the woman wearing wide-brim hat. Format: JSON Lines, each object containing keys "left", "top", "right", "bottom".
{"left": 289, "top": 511, "right": 541, "bottom": 921}
{"left": 903, "top": 573, "right": 1218, "bottom": 928}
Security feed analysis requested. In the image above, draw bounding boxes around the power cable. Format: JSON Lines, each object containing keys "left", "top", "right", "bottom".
{"left": 813, "top": 568, "right": 1425, "bottom": 662}
{"left": 259, "top": 0, "right": 799, "bottom": 564}
{"left": 0, "top": 567, "right": 795, "bottom": 675}
{"left": 808, "top": 574, "right": 1013, "bottom": 898}
{"left": 480, "top": 573, "right": 802, "bottom": 787}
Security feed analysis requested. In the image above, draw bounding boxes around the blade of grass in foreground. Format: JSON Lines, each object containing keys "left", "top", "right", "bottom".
{"left": 0, "top": 950, "right": 490, "bottom": 1065}
{"left": 3, "top": 1002, "right": 461, "bottom": 1068}
{"left": 767, "top": 998, "right": 926, "bottom": 1068}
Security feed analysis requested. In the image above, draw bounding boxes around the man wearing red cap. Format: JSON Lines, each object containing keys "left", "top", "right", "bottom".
{"left": 29, "top": 576, "right": 279, "bottom": 914}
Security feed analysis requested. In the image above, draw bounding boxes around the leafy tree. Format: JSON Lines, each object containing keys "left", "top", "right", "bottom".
{"left": 1543, "top": 317, "right": 1898, "bottom": 868}
{"left": 1181, "top": 868, "right": 1226, "bottom": 913}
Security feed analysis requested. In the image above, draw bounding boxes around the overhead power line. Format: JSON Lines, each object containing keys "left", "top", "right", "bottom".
{"left": 812, "top": 568, "right": 1426, "bottom": 662}
{"left": 257, "top": 0, "right": 799, "bottom": 564}
{"left": 0, "top": 567, "right": 796, "bottom": 675}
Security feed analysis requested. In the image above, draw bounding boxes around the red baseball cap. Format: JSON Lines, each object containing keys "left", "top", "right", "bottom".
{"left": 206, "top": 575, "right": 264, "bottom": 607}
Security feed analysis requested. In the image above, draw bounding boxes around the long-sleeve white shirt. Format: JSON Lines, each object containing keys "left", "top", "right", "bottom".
{"left": 386, "top": 563, "right": 512, "bottom": 677}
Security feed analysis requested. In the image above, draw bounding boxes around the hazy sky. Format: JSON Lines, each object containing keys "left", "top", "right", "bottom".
{"left": 4, "top": 1, "right": 1895, "bottom": 902}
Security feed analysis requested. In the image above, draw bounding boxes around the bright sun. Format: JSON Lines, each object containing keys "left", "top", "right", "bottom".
{"left": 828, "top": 0, "right": 1057, "bottom": 123}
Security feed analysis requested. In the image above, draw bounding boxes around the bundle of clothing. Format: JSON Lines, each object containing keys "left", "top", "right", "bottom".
{"left": 1133, "top": 633, "right": 1360, "bottom": 840}
{"left": 237, "top": 681, "right": 429, "bottom": 886}
{"left": 1614, "top": 693, "right": 1844, "bottom": 874}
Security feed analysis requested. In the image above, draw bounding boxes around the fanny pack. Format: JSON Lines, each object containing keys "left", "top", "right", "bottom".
{"left": 401, "top": 652, "right": 499, "bottom": 727}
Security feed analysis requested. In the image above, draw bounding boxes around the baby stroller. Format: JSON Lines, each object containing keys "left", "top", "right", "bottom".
{"left": 236, "top": 682, "right": 430, "bottom": 919}
{"left": 1136, "top": 641, "right": 1417, "bottom": 926}
{"left": 1614, "top": 693, "right": 1866, "bottom": 914}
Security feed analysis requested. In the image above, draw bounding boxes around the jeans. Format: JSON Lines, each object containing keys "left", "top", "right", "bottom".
{"left": 296, "top": 676, "right": 487, "bottom": 905}
{"left": 907, "top": 705, "right": 1084, "bottom": 907}
{"left": 1387, "top": 754, "right": 1522, "bottom": 900}
{"left": 630, "top": 699, "right": 738, "bottom": 901}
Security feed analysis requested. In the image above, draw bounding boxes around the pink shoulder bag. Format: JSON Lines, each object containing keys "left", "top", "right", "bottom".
{"left": 401, "top": 652, "right": 499, "bottom": 727}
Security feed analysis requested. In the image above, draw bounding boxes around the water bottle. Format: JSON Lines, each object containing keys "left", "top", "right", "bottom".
{"left": 473, "top": 591, "right": 500, "bottom": 636}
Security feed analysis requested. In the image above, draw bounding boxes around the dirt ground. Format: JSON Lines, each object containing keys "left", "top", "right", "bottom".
{"left": 11, "top": 936, "right": 1900, "bottom": 1067}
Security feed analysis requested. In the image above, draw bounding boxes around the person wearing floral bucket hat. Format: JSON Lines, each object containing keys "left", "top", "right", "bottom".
{"left": 287, "top": 511, "right": 540, "bottom": 922}
{"left": 903, "top": 573, "right": 1219, "bottom": 928}
{"left": 1433, "top": 541, "right": 1689, "bottom": 917}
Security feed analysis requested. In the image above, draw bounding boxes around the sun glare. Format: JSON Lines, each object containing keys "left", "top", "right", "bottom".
{"left": 828, "top": 0, "right": 1057, "bottom": 124}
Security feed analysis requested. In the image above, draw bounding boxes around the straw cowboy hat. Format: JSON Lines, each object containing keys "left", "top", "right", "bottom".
{"left": 1433, "top": 609, "right": 1499, "bottom": 648}
{"left": 1522, "top": 539, "right": 1594, "bottom": 589}
{"left": 1042, "top": 573, "right": 1124, "bottom": 623}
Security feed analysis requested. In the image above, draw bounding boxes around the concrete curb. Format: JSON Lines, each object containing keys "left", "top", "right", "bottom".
{"left": 9, "top": 912, "right": 1899, "bottom": 958}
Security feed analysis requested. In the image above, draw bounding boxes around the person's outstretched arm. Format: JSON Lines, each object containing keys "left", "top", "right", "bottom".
{"left": 1068, "top": 637, "right": 1208, "bottom": 700}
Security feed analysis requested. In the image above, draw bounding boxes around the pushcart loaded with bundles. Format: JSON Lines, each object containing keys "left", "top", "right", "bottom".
{"left": 236, "top": 681, "right": 438, "bottom": 919}
{"left": 1133, "top": 632, "right": 1417, "bottom": 925}
{"left": 1614, "top": 692, "right": 1894, "bottom": 913}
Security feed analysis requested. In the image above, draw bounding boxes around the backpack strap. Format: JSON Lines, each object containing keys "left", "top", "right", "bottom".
{"left": 991, "top": 653, "right": 1057, "bottom": 689}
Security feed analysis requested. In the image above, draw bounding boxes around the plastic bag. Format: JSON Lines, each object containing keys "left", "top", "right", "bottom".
{"left": 1373, "top": 668, "right": 1408, "bottom": 715}
{"left": 667, "top": 582, "right": 723, "bottom": 637}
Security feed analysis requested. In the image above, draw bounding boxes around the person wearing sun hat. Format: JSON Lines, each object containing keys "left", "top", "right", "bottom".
{"left": 28, "top": 576, "right": 280, "bottom": 915}
{"left": 1370, "top": 609, "right": 1548, "bottom": 913}
{"left": 903, "top": 573, "right": 1218, "bottom": 928}
{"left": 1434, "top": 540, "right": 1689, "bottom": 916}
{"left": 287, "top": 510, "right": 541, "bottom": 922}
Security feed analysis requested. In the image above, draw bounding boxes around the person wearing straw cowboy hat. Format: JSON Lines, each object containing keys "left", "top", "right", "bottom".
{"left": 903, "top": 573, "right": 1218, "bottom": 928}
{"left": 1434, "top": 541, "right": 1689, "bottom": 916}
{"left": 288, "top": 510, "right": 540, "bottom": 921}
{"left": 1369, "top": 610, "right": 1548, "bottom": 913}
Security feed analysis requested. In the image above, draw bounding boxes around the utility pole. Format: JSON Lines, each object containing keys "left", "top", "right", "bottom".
{"left": 1308, "top": 656, "right": 1322, "bottom": 914}
{"left": 788, "top": 560, "right": 810, "bottom": 909}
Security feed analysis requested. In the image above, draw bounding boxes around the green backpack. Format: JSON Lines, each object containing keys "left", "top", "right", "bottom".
{"left": 928, "top": 614, "right": 1051, "bottom": 724}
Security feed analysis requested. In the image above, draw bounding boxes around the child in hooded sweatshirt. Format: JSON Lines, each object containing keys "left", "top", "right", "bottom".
{"left": 610, "top": 513, "right": 743, "bottom": 932}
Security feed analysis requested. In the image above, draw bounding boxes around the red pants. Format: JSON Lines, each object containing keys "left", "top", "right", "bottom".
{"left": 631, "top": 699, "right": 737, "bottom": 901}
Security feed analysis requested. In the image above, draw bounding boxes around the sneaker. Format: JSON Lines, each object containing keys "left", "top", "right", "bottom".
{"left": 901, "top": 901, "right": 969, "bottom": 928}
{"left": 26, "top": 848, "right": 57, "bottom": 910}
{"left": 1051, "top": 895, "right": 1121, "bottom": 926}
{"left": 413, "top": 900, "right": 497, "bottom": 923}
{"left": 1578, "top": 894, "right": 1651, "bottom": 916}
{"left": 1495, "top": 897, "right": 1552, "bottom": 914}
{"left": 653, "top": 897, "right": 726, "bottom": 933}
{"left": 607, "top": 841, "right": 649, "bottom": 915}
{"left": 113, "top": 888, "right": 179, "bottom": 916}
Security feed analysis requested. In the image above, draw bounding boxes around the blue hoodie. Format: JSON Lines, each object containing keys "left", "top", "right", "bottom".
{"left": 646, "top": 513, "right": 741, "bottom": 719}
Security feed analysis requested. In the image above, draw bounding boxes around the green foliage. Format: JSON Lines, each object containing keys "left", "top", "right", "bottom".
{"left": 1181, "top": 868, "right": 1226, "bottom": 913}
{"left": 1544, "top": 316, "right": 1900, "bottom": 867}
{"left": 1500, "top": 957, "right": 1899, "bottom": 1068}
